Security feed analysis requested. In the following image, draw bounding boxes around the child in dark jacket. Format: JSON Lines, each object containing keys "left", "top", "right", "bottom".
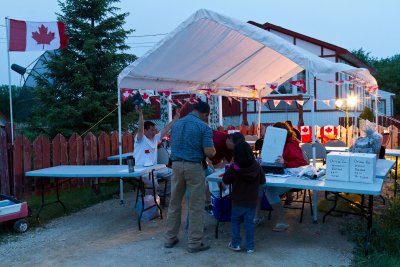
{"left": 223, "top": 141, "right": 265, "bottom": 253}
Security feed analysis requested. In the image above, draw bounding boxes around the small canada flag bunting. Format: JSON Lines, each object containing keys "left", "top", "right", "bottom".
{"left": 297, "top": 100, "right": 305, "bottom": 106}
{"left": 284, "top": 100, "right": 293, "bottom": 105}
{"left": 160, "top": 89, "right": 172, "bottom": 96}
{"left": 261, "top": 98, "right": 268, "bottom": 105}
{"left": 121, "top": 89, "right": 134, "bottom": 102}
{"left": 289, "top": 80, "right": 307, "bottom": 92}
{"left": 266, "top": 83, "right": 279, "bottom": 91}
{"left": 273, "top": 100, "right": 281, "bottom": 107}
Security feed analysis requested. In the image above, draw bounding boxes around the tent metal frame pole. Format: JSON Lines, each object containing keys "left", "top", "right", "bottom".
{"left": 308, "top": 70, "right": 318, "bottom": 223}
{"left": 258, "top": 94, "right": 261, "bottom": 138}
{"left": 5, "top": 17, "right": 14, "bottom": 145}
{"left": 375, "top": 91, "right": 378, "bottom": 129}
{"left": 118, "top": 86, "right": 123, "bottom": 204}
{"left": 218, "top": 95, "right": 223, "bottom": 127}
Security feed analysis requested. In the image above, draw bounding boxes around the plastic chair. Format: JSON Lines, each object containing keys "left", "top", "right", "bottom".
{"left": 254, "top": 138, "right": 264, "bottom": 158}
{"left": 314, "top": 142, "right": 327, "bottom": 164}
{"left": 300, "top": 143, "right": 313, "bottom": 161}
{"left": 325, "top": 140, "right": 346, "bottom": 147}
{"left": 245, "top": 135, "right": 259, "bottom": 142}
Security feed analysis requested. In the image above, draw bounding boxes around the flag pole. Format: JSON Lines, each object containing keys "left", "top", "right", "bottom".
{"left": 5, "top": 17, "right": 15, "bottom": 145}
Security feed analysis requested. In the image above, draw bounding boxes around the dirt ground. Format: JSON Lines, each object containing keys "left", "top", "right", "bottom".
{"left": 0, "top": 188, "right": 364, "bottom": 267}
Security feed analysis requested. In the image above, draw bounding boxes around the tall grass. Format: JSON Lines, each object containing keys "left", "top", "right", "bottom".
{"left": 342, "top": 197, "right": 400, "bottom": 266}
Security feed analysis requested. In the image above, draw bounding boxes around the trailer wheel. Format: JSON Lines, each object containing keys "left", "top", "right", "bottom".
{"left": 14, "top": 219, "right": 28, "bottom": 233}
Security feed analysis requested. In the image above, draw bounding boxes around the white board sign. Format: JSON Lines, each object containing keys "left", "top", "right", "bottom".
{"left": 349, "top": 153, "right": 376, "bottom": 183}
{"left": 326, "top": 152, "right": 351, "bottom": 182}
{"left": 261, "top": 126, "right": 287, "bottom": 164}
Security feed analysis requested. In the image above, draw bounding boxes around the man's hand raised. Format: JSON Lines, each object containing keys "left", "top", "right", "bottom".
{"left": 135, "top": 105, "right": 143, "bottom": 115}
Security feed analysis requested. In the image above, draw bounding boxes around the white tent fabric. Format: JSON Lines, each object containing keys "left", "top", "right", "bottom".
{"left": 118, "top": 9, "right": 377, "bottom": 98}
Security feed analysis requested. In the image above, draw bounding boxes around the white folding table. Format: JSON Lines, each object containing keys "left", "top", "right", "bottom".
{"left": 324, "top": 146, "right": 348, "bottom": 153}
{"left": 385, "top": 149, "right": 400, "bottom": 196}
{"left": 207, "top": 159, "right": 395, "bottom": 255}
{"left": 25, "top": 164, "right": 165, "bottom": 230}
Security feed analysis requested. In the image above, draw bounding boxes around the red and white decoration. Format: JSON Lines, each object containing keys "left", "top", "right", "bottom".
{"left": 8, "top": 19, "right": 68, "bottom": 51}
{"left": 273, "top": 100, "right": 281, "bottom": 107}
{"left": 122, "top": 89, "right": 135, "bottom": 102}
{"left": 289, "top": 80, "right": 307, "bottom": 92}
{"left": 284, "top": 100, "right": 293, "bottom": 105}
{"left": 266, "top": 83, "right": 279, "bottom": 91}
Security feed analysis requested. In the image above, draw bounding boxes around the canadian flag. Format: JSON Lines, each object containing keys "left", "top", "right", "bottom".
{"left": 8, "top": 19, "right": 68, "bottom": 52}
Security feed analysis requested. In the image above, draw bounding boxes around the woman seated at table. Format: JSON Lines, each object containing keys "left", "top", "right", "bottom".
{"left": 265, "top": 121, "right": 308, "bottom": 232}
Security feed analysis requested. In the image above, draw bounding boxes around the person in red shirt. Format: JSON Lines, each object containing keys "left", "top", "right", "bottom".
{"left": 262, "top": 122, "right": 308, "bottom": 232}
{"left": 207, "top": 131, "right": 245, "bottom": 168}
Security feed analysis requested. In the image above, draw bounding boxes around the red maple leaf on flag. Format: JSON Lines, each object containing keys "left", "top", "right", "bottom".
{"left": 325, "top": 127, "right": 332, "bottom": 133}
{"left": 32, "top": 24, "right": 55, "bottom": 49}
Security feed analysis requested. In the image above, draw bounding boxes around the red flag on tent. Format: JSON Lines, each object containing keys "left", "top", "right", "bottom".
{"left": 122, "top": 89, "right": 134, "bottom": 102}
{"left": 8, "top": 19, "right": 68, "bottom": 51}
{"left": 266, "top": 83, "right": 278, "bottom": 91}
{"left": 289, "top": 80, "right": 306, "bottom": 92}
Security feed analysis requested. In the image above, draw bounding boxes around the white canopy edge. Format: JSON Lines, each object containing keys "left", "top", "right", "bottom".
{"left": 118, "top": 9, "right": 377, "bottom": 98}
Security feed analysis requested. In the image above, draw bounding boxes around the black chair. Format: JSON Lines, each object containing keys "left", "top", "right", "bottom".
{"left": 254, "top": 138, "right": 263, "bottom": 158}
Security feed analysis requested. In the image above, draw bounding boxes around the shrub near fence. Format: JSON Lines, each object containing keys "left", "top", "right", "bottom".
{"left": 0, "top": 128, "right": 134, "bottom": 200}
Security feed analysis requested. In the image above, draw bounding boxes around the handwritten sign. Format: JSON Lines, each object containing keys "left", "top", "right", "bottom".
{"left": 349, "top": 153, "right": 376, "bottom": 183}
{"left": 326, "top": 152, "right": 350, "bottom": 182}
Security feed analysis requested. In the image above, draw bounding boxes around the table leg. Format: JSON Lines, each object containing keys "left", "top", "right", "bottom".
{"left": 138, "top": 176, "right": 145, "bottom": 231}
{"left": 151, "top": 170, "right": 163, "bottom": 219}
{"left": 120, "top": 178, "right": 124, "bottom": 205}
{"left": 323, "top": 193, "right": 339, "bottom": 223}
{"left": 55, "top": 177, "right": 66, "bottom": 214}
{"left": 365, "top": 195, "right": 374, "bottom": 256}
{"left": 313, "top": 190, "right": 318, "bottom": 223}
{"left": 394, "top": 156, "right": 398, "bottom": 197}
{"left": 36, "top": 177, "right": 67, "bottom": 221}
{"left": 36, "top": 181, "right": 45, "bottom": 221}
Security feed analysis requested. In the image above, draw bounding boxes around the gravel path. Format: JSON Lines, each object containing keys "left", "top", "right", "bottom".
{"left": 1, "top": 191, "right": 355, "bottom": 267}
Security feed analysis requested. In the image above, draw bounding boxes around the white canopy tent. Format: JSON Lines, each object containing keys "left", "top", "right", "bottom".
{"left": 117, "top": 9, "right": 378, "bottom": 215}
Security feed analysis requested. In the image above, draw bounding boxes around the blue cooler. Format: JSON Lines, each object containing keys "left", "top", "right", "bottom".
{"left": 211, "top": 193, "right": 231, "bottom": 222}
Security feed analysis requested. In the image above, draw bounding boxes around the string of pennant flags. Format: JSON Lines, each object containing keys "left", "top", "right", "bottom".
{"left": 121, "top": 75, "right": 380, "bottom": 108}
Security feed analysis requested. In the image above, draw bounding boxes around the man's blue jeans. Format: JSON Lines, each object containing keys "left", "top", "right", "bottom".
{"left": 231, "top": 205, "right": 256, "bottom": 250}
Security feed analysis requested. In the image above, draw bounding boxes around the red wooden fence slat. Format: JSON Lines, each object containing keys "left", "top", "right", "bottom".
{"left": 98, "top": 132, "right": 112, "bottom": 182}
{"left": 68, "top": 134, "right": 83, "bottom": 188}
{"left": 84, "top": 133, "right": 98, "bottom": 185}
{"left": 53, "top": 134, "right": 69, "bottom": 190}
{"left": 22, "top": 136, "right": 32, "bottom": 198}
{"left": 0, "top": 128, "right": 10, "bottom": 195}
{"left": 111, "top": 132, "right": 119, "bottom": 156}
{"left": 122, "top": 131, "right": 133, "bottom": 153}
{"left": 13, "top": 136, "right": 23, "bottom": 199}
{"left": 33, "top": 135, "right": 51, "bottom": 196}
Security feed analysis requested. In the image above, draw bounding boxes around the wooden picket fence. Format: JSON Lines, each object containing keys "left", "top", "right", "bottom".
{"left": 0, "top": 124, "right": 134, "bottom": 200}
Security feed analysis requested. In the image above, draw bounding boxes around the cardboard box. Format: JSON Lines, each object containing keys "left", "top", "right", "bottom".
{"left": 349, "top": 153, "right": 377, "bottom": 183}
{"left": 326, "top": 152, "right": 351, "bottom": 182}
